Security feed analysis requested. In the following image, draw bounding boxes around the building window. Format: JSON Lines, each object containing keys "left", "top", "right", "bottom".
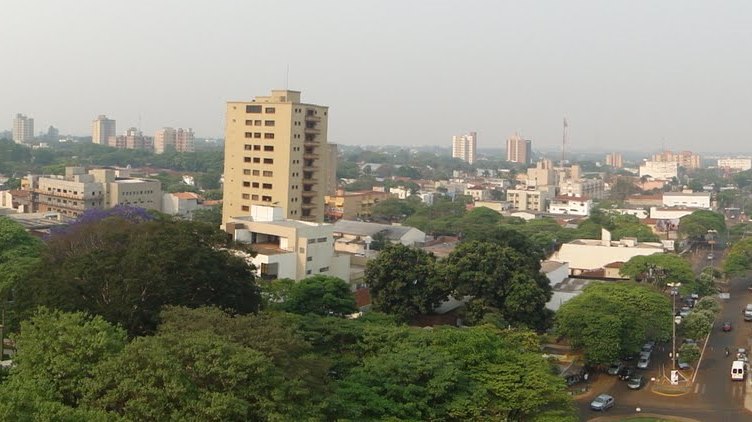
{"left": 254, "top": 120, "right": 262, "bottom": 125}
{"left": 254, "top": 133, "right": 261, "bottom": 138}
{"left": 244, "top": 144, "right": 252, "bottom": 150}
{"left": 252, "top": 194, "right": 259, "bottom": 200}
{"left": 244, "top": 157, "right": 251, "bottom": 162}
{"left": 243, "top": 169, "right": 251, "bottom": 175}
{"left": 299, "top": 247, "right": 305, "bottom": 253}
{"left": 264, "top": 133, "right": 274, "bottom": 139}
{"left": 253, "top": 145, "right": 261, "bottom": 151}
{"left": 262, "top": 183, "right": 272, "bottom": 189}
{"left": 307, "top": 238, "right": 315, "bottom": 244}
{"left": 263, "top": 170, "right": 273, "bottom": 177}
{"left": 317, "top": 237, "right": 327, "bottom": 243}
{"left": 244, "top": 132, "right": 253, "bottom": 138}
{"left": 264, "top": 120, "right": 275, "bottom": 126}
{"left": 307, "top": 256, "right": 313, "bottom": 262}
{"left": 245, "top": 120, "right": 254, "bottom": 126}
{"left": 242, "top": 194, "right": 250, "bottom": 199}
{"left": 263, "top": 158, "right": 273, "bottom": 164}
{"left": 246, "top": 105, "right": 262, "bottom": 113}
{"left": 265, "top": 107, "right": 275, "bottom": 113}
{"left": 264, "top": 145, "right": 274, "bottom": 151}
{"left": 252, "top": 182, "right": 260, "bottom": 188}
{"left": 241, "top": 205, "right": 250, "bottom": 211}
{"left": 319, "top": 267, "right": 329, "bottom": 273}
{"left": 252, "top": 170, "right": 260, "bottom": 176}
{"left": 262, "top": 195, "right": 272, "bottom": 202}
{"left": 253, "top": 157, "right": 261, "bottom": 163}
{"left": 242, "top": 182, "right": 250, "bottom": 187}
{"left": 306, "top": 270, "right": 312, "bottom": 275}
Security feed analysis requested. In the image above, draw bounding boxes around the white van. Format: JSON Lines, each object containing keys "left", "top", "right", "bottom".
{"left": 731, "top": 360, "right": 746, "bottom": 381}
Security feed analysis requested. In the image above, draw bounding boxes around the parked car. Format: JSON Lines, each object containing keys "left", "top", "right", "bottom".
{"left": 618, "top": 366, "right": 635, "bottom": 381}
{"left": 607, "top": 362, "right": 623, "bottom": 375}
{"left": 679, "top": 306, "right": 691, "bottom": 318}
{"left": 641, "top": 342, "right": 655, "bottom": 353}
{"left": 677, "top": 361, "right": 691, "bottom": 370}
{"left": 637, "top": 356, "right": 650, "bottom": 369}
{"left": 639, "top": 350, "right": 652, "bottom": 360}
{"left": 590, "top": 394, "right": 615, "bottom": 411}
{"left": 627, "top": 375, "right": 644, "bottom": 390}
{"left": 708, "top": 253, "right": 714, "bottom": 260}
{"left": 683, "top": 338, "right": 697, "bottom": 346}
{"left": 722, "top": 321, "right": 733, "bottom": 332}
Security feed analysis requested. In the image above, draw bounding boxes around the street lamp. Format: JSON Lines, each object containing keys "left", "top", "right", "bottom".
{"left": 667, "top": 281, "right": 682, "bottom": 371}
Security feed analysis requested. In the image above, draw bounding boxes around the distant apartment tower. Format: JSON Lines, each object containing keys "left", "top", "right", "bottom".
{"left": 12, "top": 114, "right": 34, "bottom": 144}
{"left": 175, "top": 128, "right": 195, "bottom": 153}
{"left": 718, "top": 157, "right": 752, "bottom": 172}
{"left": 222, "top": 89, "right": 335, "bottom": 225}
{"left": 651, "top": 150, "right": 701, "bottom": 169}
{"left": 506, "top": 133, "right": 531, "bottom": 164}
{"left": 109, "top": 127, "right": 153, "bottom": 151}
{"left": 452, "top": 132, "right": 477, "bottom": 164}
{"left": 605, "top": 153, "right": 624, "bottom": 168}
{"left": 155, "top": 127, "right": 195, "bottom": 154}
{"left": 92, "top": 115, "right": 116, "bottom": 145}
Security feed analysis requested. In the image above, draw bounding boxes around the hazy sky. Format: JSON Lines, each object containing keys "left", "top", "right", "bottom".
{"left": 3, "top": 1, "right": 752, "bottom": 153}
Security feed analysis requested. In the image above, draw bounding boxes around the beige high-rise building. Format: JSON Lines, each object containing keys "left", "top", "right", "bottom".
{"left": 651, "top": 150, "right": 701, "bottom": 169}
{"left": 154, "top": 127, "right": 177, "bottom": 154}
{"left": 452, "top": 132, "right": 477, "bottom": 164}
{"left": 222, "top": 90, "right": 333, "bottom": 225}
{"left": 606, "top": 153, "right": 624, "bottom": 168}
{"left": 175, "top": 128, "right": 195, "bottom": 153}
{"left": 506, "top": 133, "right": 531, "bottom": 164}
{"left": 92, "top": 115, "right": 116, "bottom": 145}
{"left": 12, "top": 114, "right": 34, "bottom": 144}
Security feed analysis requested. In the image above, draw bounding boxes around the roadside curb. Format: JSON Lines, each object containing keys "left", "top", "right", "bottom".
{"left": 650, "top": 385, "right": 691, "bottom": 397}
{"left": 587, "top": 412, "right": 700, "bottom": 422}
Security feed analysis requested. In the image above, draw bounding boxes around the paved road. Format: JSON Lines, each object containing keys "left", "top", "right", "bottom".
{"left": 578, "top": 256, "right": 752, "bottom": 420}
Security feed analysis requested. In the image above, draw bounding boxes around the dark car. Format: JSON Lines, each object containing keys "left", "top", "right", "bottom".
{"left": 618, "top": 366, "right": 635, "bottom": 381}
{"left": 722, "top": 321, "right": 733, "bottom": 332}
{"left": 627, "top": 375, "right": 644, "bottom": 390}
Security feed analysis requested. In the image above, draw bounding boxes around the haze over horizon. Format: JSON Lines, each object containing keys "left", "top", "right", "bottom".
{"left": 3, "top": 1, "right": 752, "bottom": 152}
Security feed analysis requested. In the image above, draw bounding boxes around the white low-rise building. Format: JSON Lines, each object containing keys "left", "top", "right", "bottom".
{"left": 162, "top": 192, "right": 201, "bottom": 219}
{"left": 332, "top": 220, "right": 426, "bottom": 255}
{"left": 662, "top": 192, "right": 711, "bottom": 209}
{"left": 549, "top": 229, "right": 664, "bottom": 276}
{"left": 650, "top": 207, "right": 695, "bottom": 220}
{"left": 639, "top": 161, "right": 678, "bottom": 180}
{"left": 548, "top": 196, "right": 592, "bottom": 216}
{"left": 389, "top": 187, "right": 410, "bottom": 199}
{"left": 718, "top": 157, "right": 752, "bottom": 172}
{"left": 224, "top": 205, "right": 350, "bottom": 282}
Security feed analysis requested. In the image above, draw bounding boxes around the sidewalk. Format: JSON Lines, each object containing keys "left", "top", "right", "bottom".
{"left": 571, "top": 373, "right": 617, "bottom": 401}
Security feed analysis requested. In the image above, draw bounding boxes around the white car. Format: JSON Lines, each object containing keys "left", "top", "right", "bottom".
{"left": 637, "top": 356, "right": 650, "bottom": 369}
{"left": 590, "top": 394, "right": 615, "bottom": 411}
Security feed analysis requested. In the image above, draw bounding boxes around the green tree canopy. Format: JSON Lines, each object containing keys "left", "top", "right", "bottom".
{"left": 681, "top": 309, "right": 715, "bottom": 340}
{"left": 11, "top": 216, "right": 260, "bottom": 335}
{"left": 678, "top": 210, "right": 726, "bottom": 240}
{"left": 276, "top": 275, "right": 357, "bottom": 317}
{"left": 555, "top": 282, "right": 671, "bottom": 365}
{"left": 724, "top": 237, "right": 752, "bottom": 276}
{"left": 442, "top": 241, "right": 552, "bottom": 329}
{"left": 620, "top": 253, "right": 695, "bottom": 287}
{"left": 0, "top": 217, "right": 43, "bottom": 295}
{"left": 365, "top": 244, "right": 449, "bottom": 322}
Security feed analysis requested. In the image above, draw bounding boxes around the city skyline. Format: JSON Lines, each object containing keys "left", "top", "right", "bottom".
{"left": 2, "top": 1, "right": 752, "bottom": 152}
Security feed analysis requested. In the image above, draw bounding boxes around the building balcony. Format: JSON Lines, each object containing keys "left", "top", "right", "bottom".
{"left": 303, "top": 152, "right": 319, "bottom": 160}
{"left": 301, "top": 202, "right": 317, "bottom": 209}
{"left": 301, "top": 189, "right": 317, "bottom": 196}
{"left": 305, "top": 114, "right": 321, "bottom": 122}
{"left": 304, "top": 126, "right": 320, "bottom": 134}
{"left": 36, "top": 189, "right": 102, "bottom": 200}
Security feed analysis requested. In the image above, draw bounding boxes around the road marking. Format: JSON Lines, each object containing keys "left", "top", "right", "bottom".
{"left": 701, "top": 384, "right": 706, "bottom": 395}
{"left": 694, "top": 383, "right": 701, "bottom": 394}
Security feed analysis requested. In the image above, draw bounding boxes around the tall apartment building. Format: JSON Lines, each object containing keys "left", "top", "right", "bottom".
{"left": 12, "top": 114, "right": 34, "bottom": 144}
{"left": 175, "top": 128, "right": 195, "bottom": 153}
{"left": 155, "top": 127, "right": 196, "bottom": 154}
{"left": 605, "top": 153, "right": 624, "bottom": 168}
{"left": 222, "top": 90, "right": 334, "bottom": 225}
{"left": 25, "top": 166, "right": 161, "bottom": 219}
{"left": 108, "top": 127, "right": 153, "bottom": 151}
{"left": 718, "top": 157, "right": 752, "bottom": 172}
{"left": 651, "top": 150, "right": 701, "bottom": 169}
{"left": 452, "top": 132, "right": 477, "bottom": 164}
{"left": 92, "top": 115, "right": 116, "bottom": 145}
{"left": 506, "top": 133, "right": 531, "bottom": 164}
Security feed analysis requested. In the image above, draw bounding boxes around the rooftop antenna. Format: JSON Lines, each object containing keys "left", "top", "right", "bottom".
{"left": 561, "top": 117, "right": 568, "bottom": 167}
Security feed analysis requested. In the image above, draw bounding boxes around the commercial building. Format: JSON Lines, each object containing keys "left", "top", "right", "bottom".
{"left": 224, "top": 205, "right": 350, "bottom": 282}
{"left": 549, "top": 196, "right": 592, "bottom": 216}
{"left": 92, "top": 115, "right": 116, "bottom": 145}
{"left": 527, "top": 160, "right": 556, "bottom": 188}
{"left": 639, "top": 161, "right": 678, "bottom": 180}
{"left": 452, "top": 132, "right": 477, "bottom": 164}
{"left": 12, "top": 114, "right": 34, "bottom": 144}
{"left": 559, "top": 178, "right": 605, "bottom": 199}
{"left": 605, "top": 153, "right": 624, "bottom": 168}
{"left": 324, "top": 189, "right": 393, "bottom": 222}
{"left": 662, "top": 192, "right": 711, "bottom": 209}
{"left": 222, "top": 90, "right": 335, "bottom": 225}
{"left": 25, "top": 166, "right": 161, "bottom": 219}
{"left": 718, "top": 157, "right": 752, "bottom": 172}
{"left": 506, "top": 133, "right": 531, "bottom": 164}
{"left": 651, "top": 150, "right": 701, "bottom": 170}
{"left": 507, "top": 187, "right": 555, "bottom": 212}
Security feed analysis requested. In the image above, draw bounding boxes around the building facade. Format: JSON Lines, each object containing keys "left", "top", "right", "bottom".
{"left": 452, "top": 132, "right": 477, "bottom": 164}
{"left": 12, "top": 114, "right": 34, "bottom": 144}
{"left": 324, "top": 189, "right": 393, "bottom": 222}
{"left": 108, "top": 127, "right": 153, "bottom": 151}
{"left": 605, "top": 153, "right": 624, "bottom": 168}
{"left": 175, "top": 128, "right": 195, "bottom": 153}
{"left": 506, "top": 133, "right": 531, "bottom": 164}
{"left": 154, "top": 127, "right": 176, "bottom": 154}
{"left": 718, "top": 157, "right": 752, "bottom": 172}
{"left": 92, "top": 115, "right": 116, "bottom": 145}
{"left": 651, "top": 150, "right": 701, "bottom": 169}
{"left": 662, "top": 192, "right": 711, "bottom": 209}
{"left": 549, "top": 196, "right": 592, "bottom": 216}
{"left": 222, "top": 90, "right": 333, "bottom": 224}
{"left": 506, "top": 187, "right": 554, "bottom": 212}
{"left": 639, "top": 161, "right": 679, "bottom": 180}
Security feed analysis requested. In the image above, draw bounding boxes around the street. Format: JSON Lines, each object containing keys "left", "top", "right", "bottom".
{"left": 577, "top": 262, "right": 752, "bottom": 420}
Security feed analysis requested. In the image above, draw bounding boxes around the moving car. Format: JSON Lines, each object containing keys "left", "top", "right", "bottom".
{"left": 722, "top": 321, "right": 733, "bottom": 332}
{"left": 607, "top": 362, "right": 623, "bottom": 375}
{"left": 590, "top": 394, "right": 615, "bottom": 411}
{"left": 627, "top": 375, "right": 644, "bottom": 390}
{"left": 731, "top": 360, "right": 746, "bottom": 381}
